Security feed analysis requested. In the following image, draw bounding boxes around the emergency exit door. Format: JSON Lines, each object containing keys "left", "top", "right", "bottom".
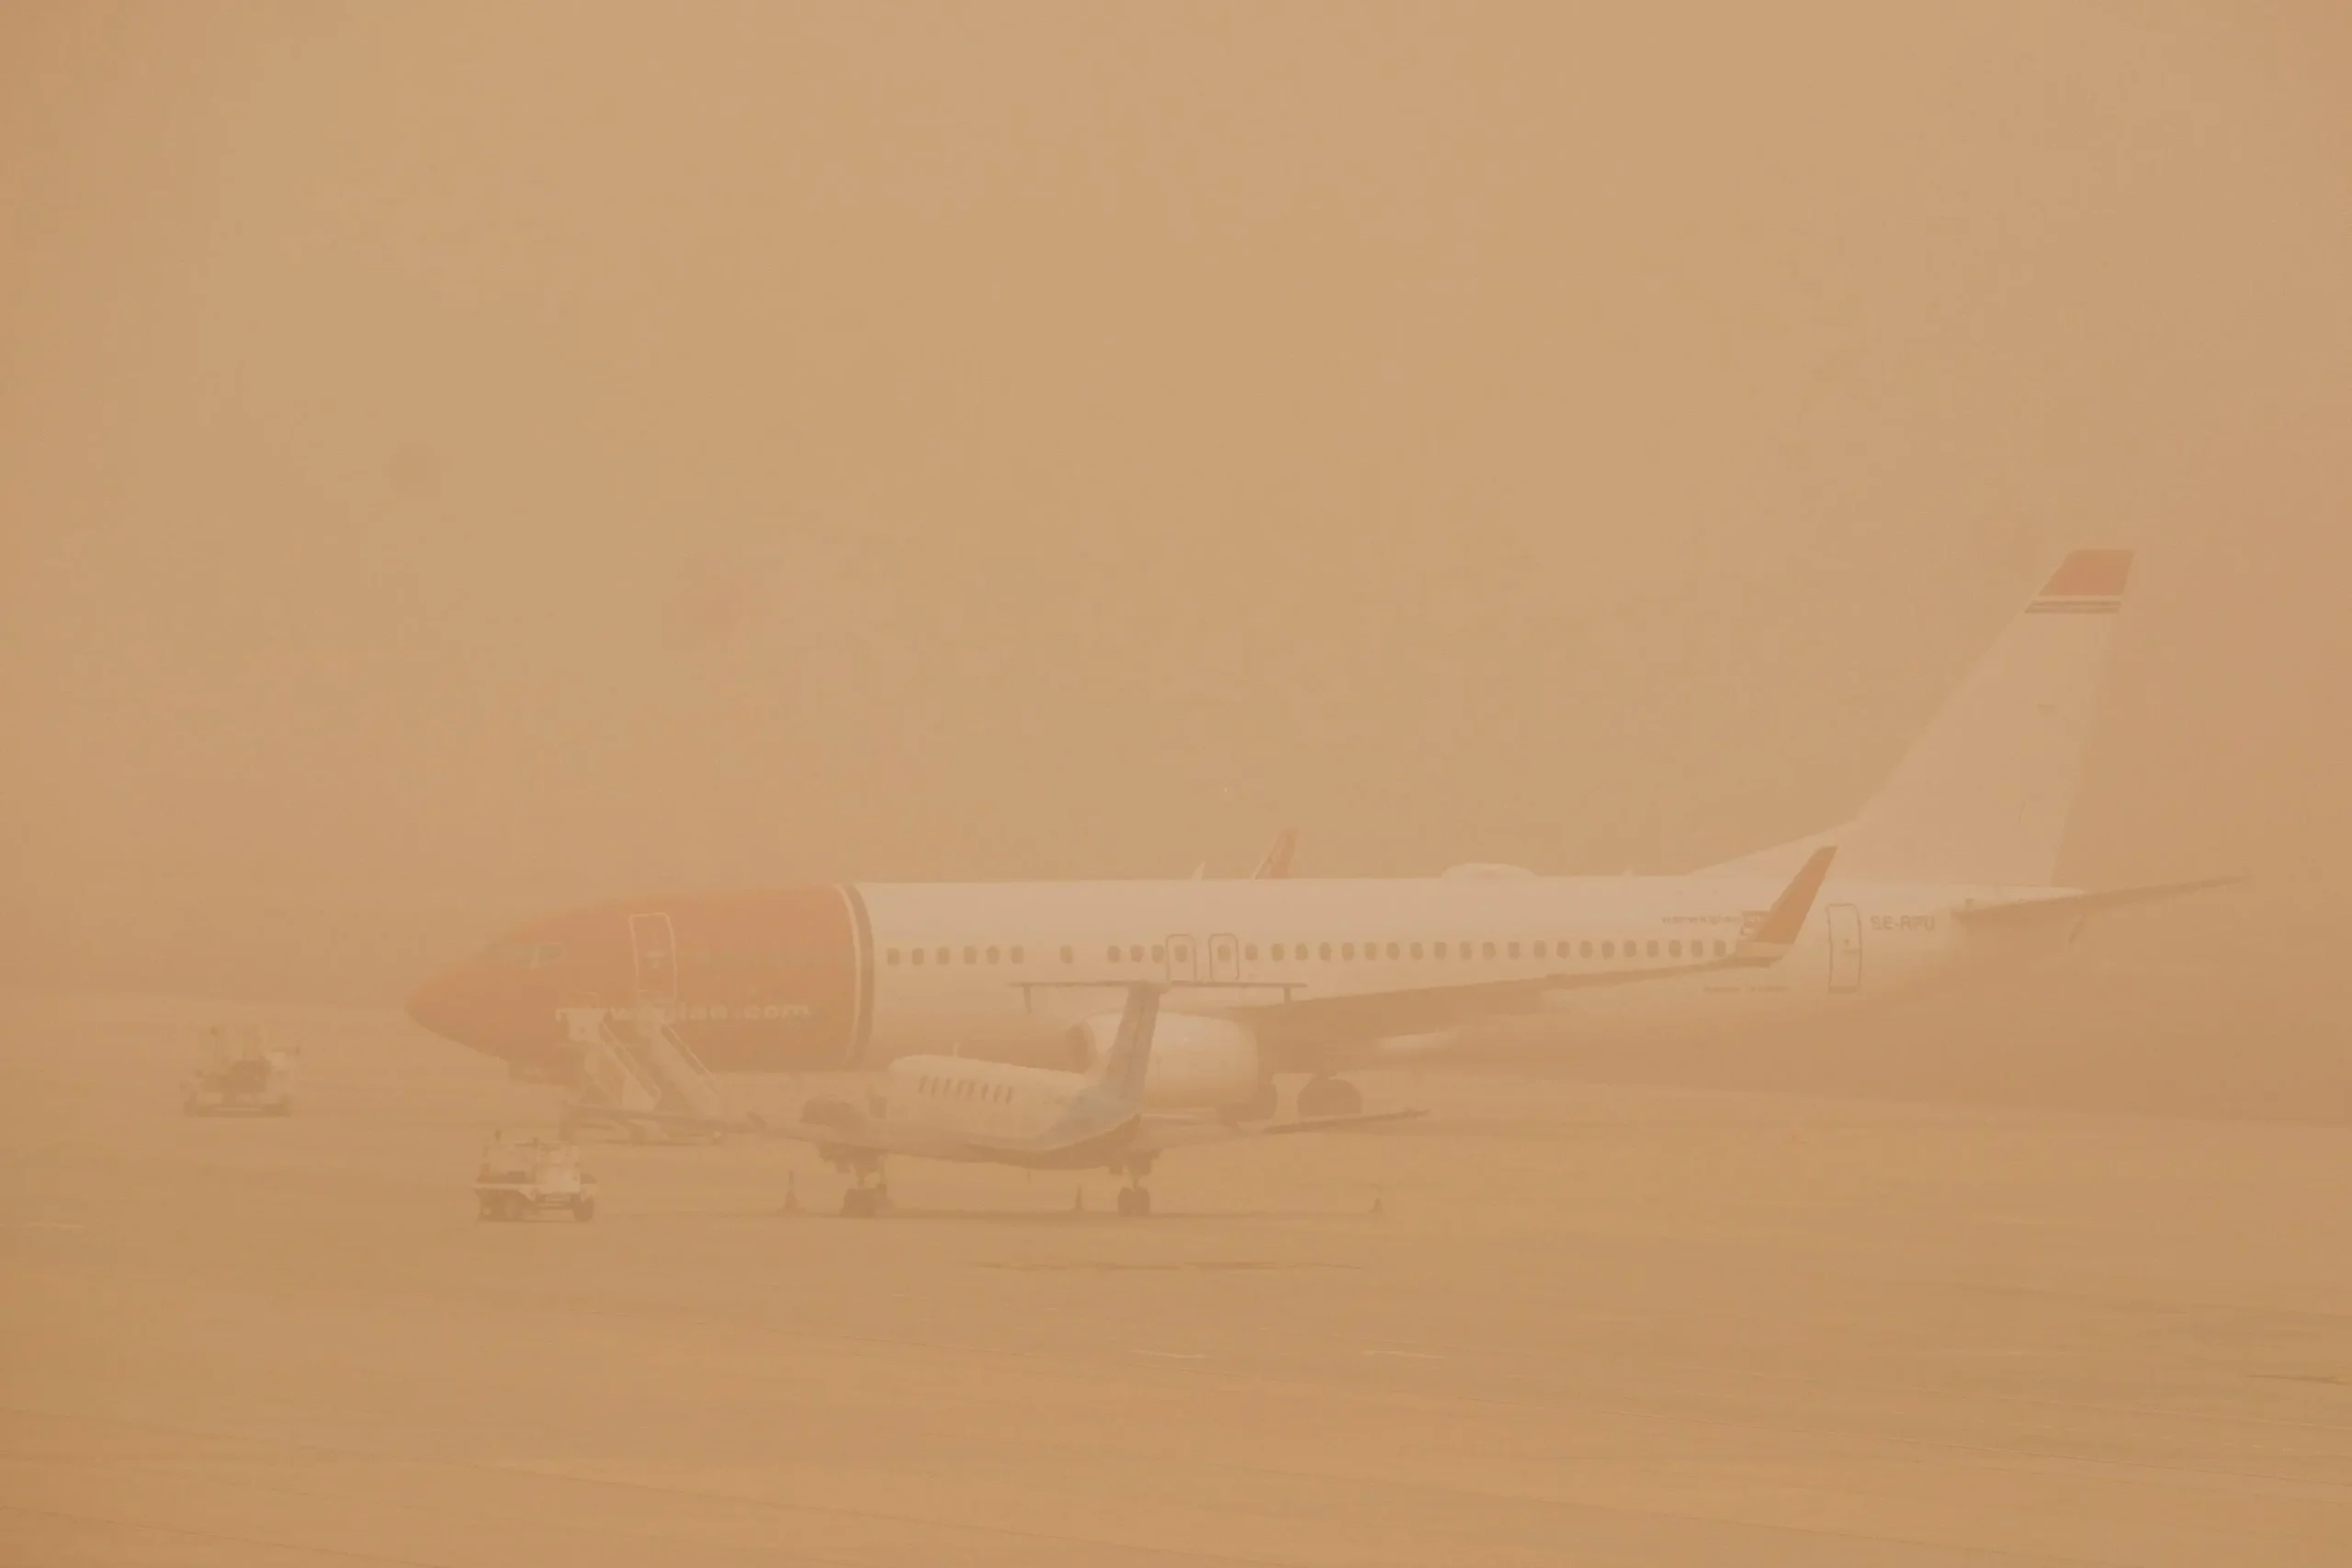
{"left": 628, "top": 911, "right": 679, "bottom": 1007}
{"left": 1826, "top": 903, "right": 1862, "bottom": 993}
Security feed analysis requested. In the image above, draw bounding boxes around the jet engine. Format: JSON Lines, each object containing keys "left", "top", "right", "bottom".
{"left": 1064, "top": 1010, "right": 1261, "bottom": 1110}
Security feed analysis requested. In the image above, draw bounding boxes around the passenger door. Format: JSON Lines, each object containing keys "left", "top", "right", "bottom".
{"left": 1826, "top": 903, "right": 1863, "bottom": 993}
{"left": 628, "top": 911, "right": 680, "bottom": 1008}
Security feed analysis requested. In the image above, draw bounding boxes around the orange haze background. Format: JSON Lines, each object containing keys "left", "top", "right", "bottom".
{"left": 5, "top": 3, "right": 2348, "bottom": 1118}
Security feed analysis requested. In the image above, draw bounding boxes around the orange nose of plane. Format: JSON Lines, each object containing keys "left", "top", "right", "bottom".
{"left": 403, "top": 966, "right": 475, "bottom": 1047}
{"left": 403, "top": 934, "right": 582, "bottom": 1070}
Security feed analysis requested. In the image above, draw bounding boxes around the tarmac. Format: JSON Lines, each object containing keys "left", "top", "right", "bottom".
{"left": 4, "top": 992, "right": 2349, "bottom": 1565}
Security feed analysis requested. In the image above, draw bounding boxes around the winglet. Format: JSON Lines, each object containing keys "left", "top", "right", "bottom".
{"left": 1096, "top": 984, "right": 1164, "bottom": 1105}
{"left": 1733, "top": 846, "right": 1838, "bottom": 964}
{"left": 2031, "top": 548, "right": 2133, "bottom": 608}
{"left": 1251, "top": 828, "right": 1299, "bottom": 879}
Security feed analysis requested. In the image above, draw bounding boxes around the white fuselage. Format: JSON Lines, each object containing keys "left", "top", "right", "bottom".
{"left": 848, "top": 874, "right": 2061, "bottom": 1072}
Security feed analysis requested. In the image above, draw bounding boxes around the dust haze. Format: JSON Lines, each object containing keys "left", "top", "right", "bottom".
{"left": 5, "top": 5, "right": 2351, "bottom": 1564}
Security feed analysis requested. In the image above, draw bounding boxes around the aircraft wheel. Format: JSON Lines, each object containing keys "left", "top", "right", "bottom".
{"left": 572, "top": 1197, "right": 596, "bottom": 1223}
{"left": 841, "top": 1188, "right": 871, "bottom": 1218}
{"left": 1297, "top": 1077, "right": 1363, "bottom": 1120}
{"left": 1116, "top": 1187, "right": 1153, "bottom": 1218}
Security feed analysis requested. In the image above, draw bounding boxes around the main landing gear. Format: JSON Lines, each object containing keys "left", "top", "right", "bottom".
{"left": 1295, "top": 1076, "right": 1363, "bottom": 1120}
{"left": 837, "top": 1156, "right": 891, "bottom": 1218}
{"left": 1114, "top": 1156, "right": 1156, "bottom": 1219}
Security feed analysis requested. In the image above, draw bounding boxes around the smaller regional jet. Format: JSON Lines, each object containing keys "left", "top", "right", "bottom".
{"left": 670, "top": 847, "right": 1835, "bottom": 1216}
{"left": 787, "top": 982, "right": 1419, "bottom": 1216}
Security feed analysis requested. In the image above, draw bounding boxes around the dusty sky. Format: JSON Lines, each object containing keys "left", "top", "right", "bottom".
{"left": 4, "top": 5, "right": 2348, "bottom": 1053}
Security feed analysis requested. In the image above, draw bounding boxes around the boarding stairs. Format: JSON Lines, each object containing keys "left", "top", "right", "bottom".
{"left": 556, "top": 1005, "right": 729, "bottom": 1137}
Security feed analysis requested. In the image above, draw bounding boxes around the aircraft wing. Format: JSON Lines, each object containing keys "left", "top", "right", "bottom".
{"left": 1133, "top": 1108, "right": 1425, "bottom": 1152}
{"left": 627, "top": 1107, "right": 975, "bottom": 1159}
{"left": 1228, "top": 845, "right": 1836, "bottom": 1044}
{"left": 1952, "top": 875, "right": 2244, "bottom": 928}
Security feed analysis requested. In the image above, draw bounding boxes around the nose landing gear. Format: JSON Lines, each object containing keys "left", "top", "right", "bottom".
{"left": 841, "top": 1179, "right": 892, "bottom": 1218}
{"left": 1114, "top": 1156, "right": 1156, "bottom": 1219}
{"left": 836, "top": 1155, "right": 891, "bottom": 1218}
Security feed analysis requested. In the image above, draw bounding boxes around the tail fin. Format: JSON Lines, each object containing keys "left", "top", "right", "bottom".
{"left": 1096, "top": 985, "right": 1163, "bottom": 1106}
{"left": 1705, "top": 549, "right": 2132, "bottom": 886}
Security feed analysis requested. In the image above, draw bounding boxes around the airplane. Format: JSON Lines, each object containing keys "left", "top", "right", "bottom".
{"left": 407, "top": 548, "right": 2233, "bottom": 1120}
{"left": 699, "top": 983, "right": 1418, "bottom": 1216}
{"left": 616, "top": 855, "right": 1831, "bottom": 1216}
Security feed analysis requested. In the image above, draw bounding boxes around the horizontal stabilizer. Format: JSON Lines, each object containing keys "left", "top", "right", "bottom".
{"left": 1954, "top": 875, "right": 2245, "bottom": 927}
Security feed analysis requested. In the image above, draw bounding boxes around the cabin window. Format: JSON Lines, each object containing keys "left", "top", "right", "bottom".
{"left": 911, "top": 949, "right": 926, "bottom": 966}
{"left": 1061, "top": 945, "right": 1075, "bottom": 964}
{"left": 1011, "top": 946, "right": 1024, "bottom": 964}
{"left": 1482, "top": 942, "right": 1497, "bottom": 960}
{"left": 986, "top": 946, "right": 1000, "bottom": 964}
{"left": 1271, "top": 943, "right": 1283, "bottom": 960}
{"left": 1580, "top": 941, "right": 1593, "bottom": 959}
{"left": 1601, "top": 941, "right": 1615, "bottom": 958}
{"left": 887, "top": 949, "right": 900, "bottom": 965}
{"left": 1714, "top": 939, "right": 1728, "bottom": 957}
{"left": 1341, "top": 942, "right": 1356, "bottom": 961}
{"left": 1172, "top": 942, "right": 1190, "bottom": 964}
{"left": 934, "top": 947, "right": 949, "bottom": 965}
{"left": 1315, "top": 942, "right": 1328, "bottom": 961}
{"left": 1508, "top": 942, "right": 1521, "bottom": 959}
{"left": 1646, "top": 940, "right": 1659, "bottom": 958}
{"left": 1409, "top": 942, "right": 1422, "bottom": 959}
{"left": 1244, "top": 944, "right": 1258, "bottom": 961}
{"left": 1668, "top": 940, "right": 1683, "bottom": 958}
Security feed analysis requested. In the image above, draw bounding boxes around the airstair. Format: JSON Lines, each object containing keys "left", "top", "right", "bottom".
{"left": 556, "top": 1005, "right": 728, "bottom": 1139}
